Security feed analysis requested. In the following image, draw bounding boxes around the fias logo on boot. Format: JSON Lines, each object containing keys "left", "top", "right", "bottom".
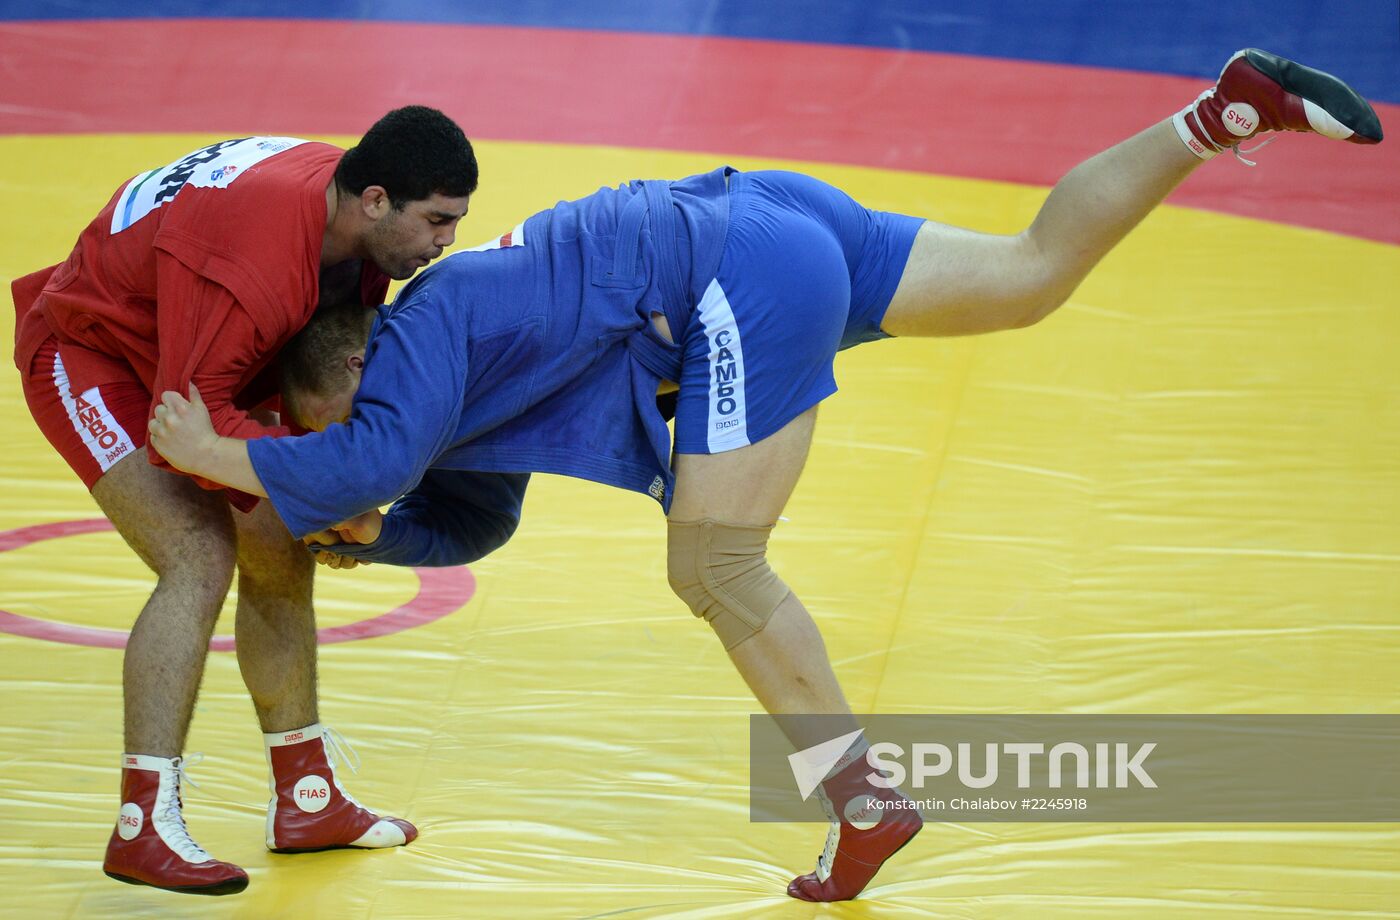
{"left": 1223, "top": 102, "right": 1259, "bottom": 136}
{"left": 843, "top": 794, "right": 883, "bottom": 831}
{"left": 117, "top": 802, "right": 143, "bottom": 840}
{"left": 292, "top": 775, "right": 331, "bottom": 813}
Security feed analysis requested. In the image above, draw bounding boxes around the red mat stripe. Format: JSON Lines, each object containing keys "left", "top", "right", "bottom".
{"left": 1, "top": 20, "right": 1394, "bottom": 242}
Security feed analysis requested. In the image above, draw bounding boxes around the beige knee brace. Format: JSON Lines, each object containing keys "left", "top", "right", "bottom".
{"left": 667, "top": 518, "right": 793, "bottom": 649}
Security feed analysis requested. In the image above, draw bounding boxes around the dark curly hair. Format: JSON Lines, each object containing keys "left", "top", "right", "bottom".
{"left": 334, "top": 105, "right": 478, "bottom": 208}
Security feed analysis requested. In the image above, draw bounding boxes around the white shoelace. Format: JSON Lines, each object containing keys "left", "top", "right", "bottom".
{"left": 1231, "top": 135, "right": 1279, "bottom": 167}
{"left": 322, "top": 726, "right": 362, "bottom": 774}
{"left": 812, "top": 787, "right": 840, "bottom": 883}
{"left": 1189, "top": 88, "right": 1278, "bottom": 167}
{"left": 322, "top": 727, "right": 374, "bottom": 813}
{"left": 815, "top": 824, "right": 839, "bottom": 883}
{"left": 176, "top": 751, "right": 204, "bottom": 791}
{"left": 162, "top": 754, "right": 214, "bottom": 864}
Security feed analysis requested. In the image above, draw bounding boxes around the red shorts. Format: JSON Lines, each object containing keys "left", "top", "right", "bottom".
{"left": 20, "top": 336, "right": 148, "bottom": 490}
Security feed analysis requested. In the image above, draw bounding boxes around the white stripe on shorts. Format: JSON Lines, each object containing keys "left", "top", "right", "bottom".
{"left": 52, "top": 350, "right": 137, "bottom": 473}
{"left": 695, "top": 278, "right": 750, "bottom": 452}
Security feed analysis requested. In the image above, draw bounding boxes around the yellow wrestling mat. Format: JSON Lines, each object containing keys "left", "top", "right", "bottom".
{"left": 2, "top": 136, "right": 1398, "bottom": 918}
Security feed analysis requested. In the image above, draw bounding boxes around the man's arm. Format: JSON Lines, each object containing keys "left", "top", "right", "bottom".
{"left": 149, "top": 384, "right": 268, "bottom": 494}
{"left": 320, "top": 469, "right": 530, "bottom": 567}
{"left": 151, "top": 290, "right": 470, "bottom": 537}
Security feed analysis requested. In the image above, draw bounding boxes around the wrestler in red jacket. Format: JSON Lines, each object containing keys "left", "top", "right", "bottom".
{"left": 12, "top": 107, "right": 477, "bottom": 896}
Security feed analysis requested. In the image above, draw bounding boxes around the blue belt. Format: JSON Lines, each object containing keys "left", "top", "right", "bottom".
{"left": 607, "top": 180, "right": 691, "bottom": 383}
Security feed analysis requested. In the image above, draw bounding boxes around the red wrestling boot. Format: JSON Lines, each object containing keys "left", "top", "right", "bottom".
{"left": 265, "top": 724, "right": 417, "bottom": 853}
{"left": 787, "top": 747, "right": 923, "bottom": 902}
{"left": 102, "top": 754, "right": 249, "bottom": 895}
{"left": 1174, "top": 49, "right": 1383, "bottom": 163}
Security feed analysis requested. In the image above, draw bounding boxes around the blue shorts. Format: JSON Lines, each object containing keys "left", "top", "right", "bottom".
{"left": 672, "top": 169, "right": 923, "bottom": 454}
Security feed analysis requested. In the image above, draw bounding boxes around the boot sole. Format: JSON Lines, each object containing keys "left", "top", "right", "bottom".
{"left": 270, "top": 823, "right": 416, "bottom": 853}
{"left": 104, "top": 868, "right": 249, "bottom": 896}
{"left": 270, "top": 839, "right": 413, "bottom": 853}
{"left": 1241, "top": 48, "right": 1383, "bottom": 142}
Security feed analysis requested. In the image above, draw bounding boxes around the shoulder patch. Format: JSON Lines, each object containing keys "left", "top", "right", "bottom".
{"left": 464, "top": 221, "right": 527, "bottom": 252}
{"left": 110, "top": 136, "right": 307, "bottom": 234}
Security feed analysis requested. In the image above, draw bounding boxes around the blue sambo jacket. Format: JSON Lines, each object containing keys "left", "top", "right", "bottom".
{"left": 248, "top": 168, "right": 731, "bottom": 566}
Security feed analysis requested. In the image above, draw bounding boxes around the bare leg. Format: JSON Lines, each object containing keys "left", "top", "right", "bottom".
{"left": 668, "top": 408, "right": 858, "bottom": 750}
{"left": 90, "top": 452, "right": 237, "bottom": 756}
{"left": 670, "top": 408, "right": 920, "bottom": 902}
{"left": 232, "top": 499, "right": 319, "bottom": 733}
{"left": 228, "top": 469, "right": 417, "bottom": 854}
{"left": 881, "top": 119, "right": 1201, "bottom": 337}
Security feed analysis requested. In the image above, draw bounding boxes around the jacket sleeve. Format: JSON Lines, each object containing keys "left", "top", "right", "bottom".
{"left": 328, "top": 470, "right": 529, "bottom": 567}
{"left": 246, "top": 290, "right": 468, "bottom": 537}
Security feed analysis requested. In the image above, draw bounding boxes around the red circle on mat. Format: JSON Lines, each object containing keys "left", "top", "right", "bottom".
{"left": 0, "top": 519, "right": 473, "bottom": 650}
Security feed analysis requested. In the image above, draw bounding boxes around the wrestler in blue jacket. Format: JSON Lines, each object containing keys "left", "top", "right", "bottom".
{"left": 249, "top": 168, "right": 732, "bottom": 565}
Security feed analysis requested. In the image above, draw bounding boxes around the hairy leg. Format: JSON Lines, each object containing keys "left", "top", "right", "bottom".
{"left": 91, "top": 452, "right": 237, "bottom": 756}
{"left": 232, "top": 498, "right": 319, "bottom": 732}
